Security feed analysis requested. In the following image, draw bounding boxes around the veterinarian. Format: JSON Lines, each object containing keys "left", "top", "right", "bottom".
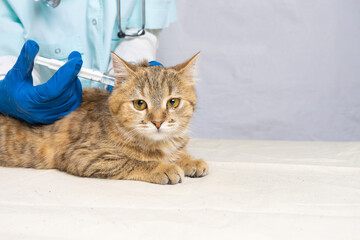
{"left": 0, "top": 0, "right": 176, "bottom": 124}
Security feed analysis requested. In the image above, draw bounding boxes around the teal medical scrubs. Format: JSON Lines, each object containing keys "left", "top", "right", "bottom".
{"left": 0, "top": 0, "right": 177, "bottom": 89}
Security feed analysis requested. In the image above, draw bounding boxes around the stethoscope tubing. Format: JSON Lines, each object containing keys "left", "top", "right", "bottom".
{"left": 36, "top": 0, "right": 146, "bottom": 38}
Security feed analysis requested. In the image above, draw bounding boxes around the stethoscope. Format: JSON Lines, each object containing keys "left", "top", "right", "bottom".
{"left": 35, "top": 0, "right": 146, "bottom": 38}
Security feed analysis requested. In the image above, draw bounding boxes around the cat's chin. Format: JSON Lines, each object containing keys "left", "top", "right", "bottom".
{"left": 142, "top": 128, "right": 188, "bottom": 142}
{"left": 145, "top": 131, "right": 171, "bottom": 141}
{"left": 136, "top": 126, "right": 188, "bottom": 142}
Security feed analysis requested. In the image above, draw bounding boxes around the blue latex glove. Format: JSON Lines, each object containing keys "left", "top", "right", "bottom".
{"left": 0, "top": 40, "right": 83, "bottom": 124}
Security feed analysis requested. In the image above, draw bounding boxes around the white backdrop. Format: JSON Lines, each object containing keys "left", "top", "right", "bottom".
{"left": 157, "top": 0, "right": 360, "bottom": 141}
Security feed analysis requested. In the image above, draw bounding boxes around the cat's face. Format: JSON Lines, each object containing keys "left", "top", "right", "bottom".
{"left": 108, "top": 53, "right": 199, "bottom": 141}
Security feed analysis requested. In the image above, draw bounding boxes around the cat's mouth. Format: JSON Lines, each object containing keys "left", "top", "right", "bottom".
{"left": 136, "top": 125, "right": 172, "bottom": 141}
{"left": 148, "top": 132, "right": 168, "bottom": 141}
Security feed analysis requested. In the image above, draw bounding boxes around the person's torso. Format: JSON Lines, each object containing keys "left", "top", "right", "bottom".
{"left": 4, "top": 0, "right": 176, "bottom": 88}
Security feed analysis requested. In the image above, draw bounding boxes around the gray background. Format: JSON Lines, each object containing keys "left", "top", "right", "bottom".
{"left": 157, "top": 0, "right": 360, "bottom": 141}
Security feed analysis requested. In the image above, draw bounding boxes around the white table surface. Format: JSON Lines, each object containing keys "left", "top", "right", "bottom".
{"left": 0, "top": 139, "right": 359, "bottom": 239}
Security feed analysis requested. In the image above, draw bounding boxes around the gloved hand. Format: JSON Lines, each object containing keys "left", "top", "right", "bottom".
{"left": 0, "top": 40, "right": 83, "bottom": 124}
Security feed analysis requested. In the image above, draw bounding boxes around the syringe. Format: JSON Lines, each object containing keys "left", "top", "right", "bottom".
{"left": 34, "top": 56, "right": 115, "bottom": 86}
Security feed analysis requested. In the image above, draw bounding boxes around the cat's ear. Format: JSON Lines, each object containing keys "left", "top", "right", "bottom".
{"left": 111, "top": 52, "right": 137, "bottom": 85}
{"left": 171, "top": 52, "right": 200, "bottom": 83}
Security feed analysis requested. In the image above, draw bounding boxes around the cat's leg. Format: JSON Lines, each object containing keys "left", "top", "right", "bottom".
{"left": 175, "top": 152, "right": 209, "bottom": 178}
{"left": 59, "top": 150, "right": 184, "bottom": 184}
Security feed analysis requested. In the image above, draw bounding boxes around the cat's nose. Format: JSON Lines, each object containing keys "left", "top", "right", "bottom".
{"left": 151, "top": 121, "right": 164, "bottom": 130}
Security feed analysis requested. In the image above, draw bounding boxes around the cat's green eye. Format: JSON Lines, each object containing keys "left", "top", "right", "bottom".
{"left": 167, "top": 98, "right": 180, "bottom": 109}
{"left": 133, "top": 100, "right": 147, "bottom": 110}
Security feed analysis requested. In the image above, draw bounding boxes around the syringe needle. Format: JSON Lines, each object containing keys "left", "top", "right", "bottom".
{"left": 34, "top": 56, "right": 115, "bottom": 86}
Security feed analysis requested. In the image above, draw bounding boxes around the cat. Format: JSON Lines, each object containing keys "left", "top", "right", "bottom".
{"left": 0, "top": 52, "right": 208, "bottom": 184}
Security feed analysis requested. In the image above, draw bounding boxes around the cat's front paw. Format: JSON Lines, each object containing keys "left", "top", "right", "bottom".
{"left": 150, "top": 163, "right": 184, "bottom": 185}
{"left": 178, "top": 158, "right": 209, "bottom": 178}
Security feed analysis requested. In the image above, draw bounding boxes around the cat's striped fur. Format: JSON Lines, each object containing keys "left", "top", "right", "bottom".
{"left": 0, "top": 53, "right": 208, "bottom": 184}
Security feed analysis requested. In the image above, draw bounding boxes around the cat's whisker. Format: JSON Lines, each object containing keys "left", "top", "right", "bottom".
{"left": 119, "top": 128, "right": 138, "bottom": 146}
{"left": 0, "top": 52, "right": 209, "bottom": 185}
{"left": 110, "top": 128, "right": 138, "bottom": 152}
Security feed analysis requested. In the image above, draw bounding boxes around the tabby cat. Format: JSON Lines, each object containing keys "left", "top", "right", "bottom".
{"left": 0, "top": 52, "right": 208, "bottom": 184}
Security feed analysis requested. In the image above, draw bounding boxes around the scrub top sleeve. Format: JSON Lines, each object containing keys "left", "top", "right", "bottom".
{"left": 0, "top": 2, "right": 42, "bottom": 85}
{"left": 0, "top": 1, "right": 25, "bottom": 57}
